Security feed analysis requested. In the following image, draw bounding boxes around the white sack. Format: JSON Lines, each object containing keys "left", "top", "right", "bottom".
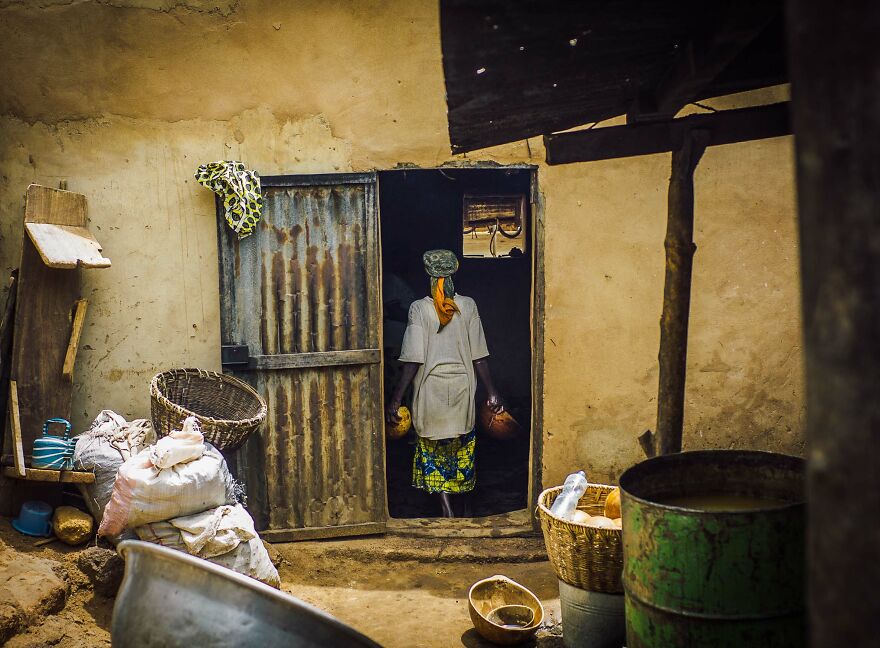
{"left": 211, "top": 537, "right": 280, "bottom": 588}
{"left": 99, "top": 444, "right": 233, "bottom": 537}
{"left": 135, "top": 506, "right": 279, "bottom": 587}
{"left": 167, "top": 504, "right": 257, "bottom": 558}
{"left": 149, "top": 416, "right": 205, "bottom": 469}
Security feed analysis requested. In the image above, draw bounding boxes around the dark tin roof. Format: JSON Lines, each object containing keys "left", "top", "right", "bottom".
{"left": 440, "top": 0, "right": 787, "bottom": 153}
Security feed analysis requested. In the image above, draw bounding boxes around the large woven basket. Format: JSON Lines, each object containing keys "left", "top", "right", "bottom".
{"left": 537, "top": 484, "right": 624, "bottom": 593}
{"left": 150, "top": 368, "right": 267, "bottom": 452}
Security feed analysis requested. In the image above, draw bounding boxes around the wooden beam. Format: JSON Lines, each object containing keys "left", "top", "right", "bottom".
{"left": 545, "top": 102, "right": 790, "bottom": 165}
{"left": 787, "top": 1, "right": 880, "bottom": 644}
{"left": 654, "top": 2, "right": 780, "bottom": 116}
{"left": 8, "top": 380, "right": 24, "bottom": 477}
{"left": 2, "top": 466, "right": 95, "bottom": 484}
{"left": 655, "top": 131, "right": 708, "bottom": 456}
{"left": 0, "top": 271, "right": 17, "bottom": 448}
{"left": 637, "top": 430, "right": 656, "bottom": 459}
{"left": 62, "top": 299, "right": 88, "bottom": 381}
{"left": 245, "top": 349, "right": 381, "bottom": 371}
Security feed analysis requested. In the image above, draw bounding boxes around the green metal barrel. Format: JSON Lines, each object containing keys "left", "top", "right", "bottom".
{"left": 619, "top": 450, "right": 805, "bottom": 648}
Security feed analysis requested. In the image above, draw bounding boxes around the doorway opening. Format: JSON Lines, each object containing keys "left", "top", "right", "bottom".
{"left": 379, "top": 167, "right": 534, "bottom": 519}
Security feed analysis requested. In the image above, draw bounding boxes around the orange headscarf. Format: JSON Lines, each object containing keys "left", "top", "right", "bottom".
{"left": 433, "top": 277, "right": 459, "bottom": 329}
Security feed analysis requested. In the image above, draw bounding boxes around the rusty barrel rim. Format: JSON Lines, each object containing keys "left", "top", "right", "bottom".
{"left": 619, "top": 449, "right": 805, "bottom": 512}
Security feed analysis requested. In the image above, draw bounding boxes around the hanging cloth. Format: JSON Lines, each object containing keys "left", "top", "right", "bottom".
{"left": 195, "top": 161, "right": 263, "bottom": 239}
{"left": 432, "top": 276, "right": 459, "bottom": 331}
{"left": 423, "top": 249, "right": 461, "bottom": 332}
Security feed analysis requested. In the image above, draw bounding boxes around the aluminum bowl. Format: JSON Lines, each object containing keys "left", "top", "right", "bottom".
{"left": 112, "top": 540, "right": 380, "bottom": 648}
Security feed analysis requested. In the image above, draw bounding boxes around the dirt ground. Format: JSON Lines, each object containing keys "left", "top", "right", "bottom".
{"left": 274, "top": 536, "right": 563, "bottom": 647}
{"left": 0, "top": 521, "right": 113, "bottom": 648}
{"left": 1, "top": 519, "right": 562, "bottom": 647}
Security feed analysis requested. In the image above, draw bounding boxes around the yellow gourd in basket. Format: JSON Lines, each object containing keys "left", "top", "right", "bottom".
{"left": 604, "top": 487, "right": 621, "bottom": 519}
{"left": 386, "top": 406, "right": 412, "bottom": 440}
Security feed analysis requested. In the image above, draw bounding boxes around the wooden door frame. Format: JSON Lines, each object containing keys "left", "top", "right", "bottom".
{"left": 380, "top": 164, "right": 544, "bottom": 538}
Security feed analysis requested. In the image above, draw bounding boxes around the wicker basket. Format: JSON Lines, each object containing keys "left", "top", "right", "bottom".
{"left": 537, "top": 484, "right": 624, "bottom": 593}
{"left": 150, "top": 368, "right": 267, "bottom": 452}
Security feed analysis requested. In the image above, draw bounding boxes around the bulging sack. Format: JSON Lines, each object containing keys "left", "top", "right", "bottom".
{"left": 74, "top": 411, "right": 156, "bottom": 526}
{"left": 135, "top": 504, "right": 279, "bottom": 587}
{"left": 149, "top": 416, "right": 205, "bottom": 469}
{"left": 99, "top": 444, "right": 234, "bottom": 537}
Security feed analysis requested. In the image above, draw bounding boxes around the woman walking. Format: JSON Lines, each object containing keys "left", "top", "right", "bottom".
{"left": 385, "top": 249, "right": 503, "bottom": 517}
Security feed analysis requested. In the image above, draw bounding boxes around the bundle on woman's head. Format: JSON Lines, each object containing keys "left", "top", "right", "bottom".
{"left": 423, "top": 249, "right": 459, "bottom": 331}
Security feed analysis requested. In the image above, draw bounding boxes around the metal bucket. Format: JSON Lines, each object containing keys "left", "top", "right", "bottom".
{"left": 558, "top": 580, "right": 625, "bottom": 648}
{"left": 112, "top": 541, "right": 380, "bottom": 648}
{"left": 619, "top": 450, "right": 805, "bottom": 648}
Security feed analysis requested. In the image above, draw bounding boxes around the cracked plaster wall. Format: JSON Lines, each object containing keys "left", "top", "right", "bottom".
{"left": 0, "top": 0, "right": 803, "bottom": 487}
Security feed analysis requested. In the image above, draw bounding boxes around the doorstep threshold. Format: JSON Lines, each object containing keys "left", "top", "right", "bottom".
{"left": 386, "top": 508, "right": 538, "bottom": 538}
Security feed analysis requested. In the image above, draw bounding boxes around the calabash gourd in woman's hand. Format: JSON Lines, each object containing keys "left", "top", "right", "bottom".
{"left": 386, "top": 406, "right": 412, "bottom": 440}
{"left": 477, "top": 403, "right": 522, "bottom": 441}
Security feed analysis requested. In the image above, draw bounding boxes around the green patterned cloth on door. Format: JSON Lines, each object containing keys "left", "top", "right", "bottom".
{"left": 195, "top": 161, "right": 263, "bottom": 239}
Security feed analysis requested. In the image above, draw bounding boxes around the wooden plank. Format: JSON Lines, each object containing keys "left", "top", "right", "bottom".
{"left": 0, "top": 271, "right": 18, "bottom": 451}
{"left": 24, "top": 184, "right": 86, "bottom": 226}
{"left": 7, "top": 230, "right": 78, "bottom": 456}
{"left": 545, "top": 102, "right": 790, "bottom": 165}
{"left": 2, "top": 466, "right": 95, "bottom": 484}
{"left": 528, "top": 169, "right": 545, "bottom": 528}
{"left": 8, "top": 381, "right": 25, "bottom": 477}
{"left": 653, "top": 1, "right": 780, "bottom": 115}
{"left": 247, "top": 349, "right": 381, "bottom": 371}
{"left": 655, "top": 131, "right": 708, "bottom": 456}
{"left": 260, "top": 172, "right": 378, "bottom": 187}
{"left": 787, "top": 2, "right": 880, "bottom": 644}
{"left": 25, "top": 224, "right": 111, "bottom": 269}
{"left": 260, "top": 522, "right": 385, "bottom": 543}
{"left": 62, "top": 299, "right": 88, "bottom": 381}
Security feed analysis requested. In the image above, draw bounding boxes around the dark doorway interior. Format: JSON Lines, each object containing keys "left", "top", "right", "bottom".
{"left": 380, "top": 168, "right": 533, "bottom": 518}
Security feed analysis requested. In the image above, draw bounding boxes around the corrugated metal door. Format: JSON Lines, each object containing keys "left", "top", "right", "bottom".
{"left": 217, "top": 173, "right": 386, "bottom": 541}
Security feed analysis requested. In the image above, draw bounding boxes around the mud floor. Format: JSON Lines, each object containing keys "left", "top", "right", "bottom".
{"left": 274, "top": 537, "right": 563, "bottom": 647}
{"left": 1, "top": 520, "right": 561, "bottom": 647}
{"left": 0, "top": 521, "right": 113, "bottom": 647}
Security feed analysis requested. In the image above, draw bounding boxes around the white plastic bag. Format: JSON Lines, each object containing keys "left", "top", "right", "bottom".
{"left": 99, "top": 444, "right": 233, "bottom": 537}
{"left": 149, "top": 416, "right": 205, "bottom": 469}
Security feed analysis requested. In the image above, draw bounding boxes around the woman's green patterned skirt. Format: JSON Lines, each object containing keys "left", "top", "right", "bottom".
{"left": 412, "top": 430, "right": 476, "bottom": 494}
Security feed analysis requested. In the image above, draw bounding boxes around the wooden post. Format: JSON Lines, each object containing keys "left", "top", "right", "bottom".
{"left": 655, "top": 130, "right": 708, "bottom": 456}
{"left": 787, "top": 1, "right": 880, "bottom": 644}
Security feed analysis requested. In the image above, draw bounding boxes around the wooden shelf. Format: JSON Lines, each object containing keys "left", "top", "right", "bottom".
{"left": 2, "top": 466, "right": 95, "bottom": 484}
{"left": 25, "top": 223, "right": 111, "bottom": 269}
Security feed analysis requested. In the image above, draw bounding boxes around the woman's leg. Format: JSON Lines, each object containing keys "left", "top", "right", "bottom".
{"left": 439, "top": 492, "right": 454, "bottom": 518}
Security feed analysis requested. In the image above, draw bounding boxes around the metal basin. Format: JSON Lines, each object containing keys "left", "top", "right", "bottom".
{"left": 112, "top": 540, "right": 381, "bottom": 648}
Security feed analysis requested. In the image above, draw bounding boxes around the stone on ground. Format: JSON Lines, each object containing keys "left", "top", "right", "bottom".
{"left": 75, "top": 546, "right": 124, "bottom": 598}
{"left": 0, "top": 548, "right": 69, "bottom": 644}
{"left": 52, "top": 506, "right": 94, "bottom": 546}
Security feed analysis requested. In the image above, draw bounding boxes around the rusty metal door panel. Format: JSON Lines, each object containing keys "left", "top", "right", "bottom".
{"left": 218, "top": 173, "right": 386, "bottom": 541}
